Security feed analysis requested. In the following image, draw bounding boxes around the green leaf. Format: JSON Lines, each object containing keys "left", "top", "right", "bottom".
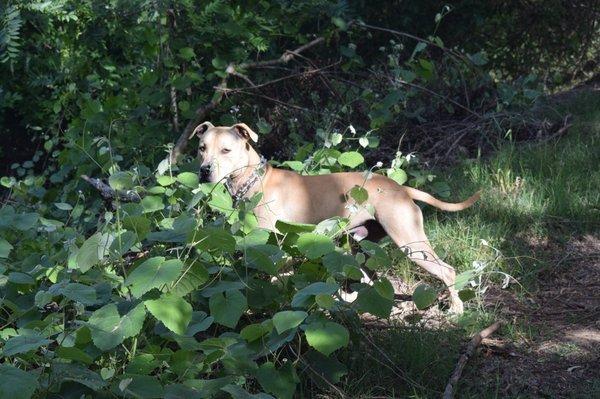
{"left": 61, "top": 283, "right": 97, "bottom": 305}
{"left": 337, "top": 151, "right": 364, "bottom": 168}
{"left": 0, "top": 238, "right": 13, "bottom": 258}
{"left": 88, "top": 304, "right": 122, "bottom": 350}
{"left": 193, "top": 227, "right": 236, "bottom": 253}
{"left": 157, "top": 175, "right": 177, "bottom": 186}
{"left": 122, "top": 216, "right": 151, "bottom": 240}
{"left": 330, "top": 132, "right": 343, "bottom": 146}
{"left": 109, "top": 171, "right": 134, "bottom": 190}
{"left": 296, "top": 233, "right": 335, "bottom": 259}
{"left": 315, "top": 294, "right": 335, "bottom": 309}
{"left": 222, "top": 384, "right": 275, "bottom": 399}
{"left": 388, "top": 169, "right": 408, "bottom": 185}
{"left": 177, "top": 172, "right": 199, "bottom": 188}
{"left": 145, "top": 294, "right": 192, "bottom": 335}
{"left": 54, "top": 202, "right": 73, "bottom": 211}
{"left": 141, "top": 196, "right": 164, "bottom": 213}
{"left": 202, "top": 183, "right": 234, "bottom": 212}
{"left": 117, "top": 375, "right": 164, "bottom": 398}
{"left": 212, "top": 57, "right": 227, "bottom": 69}
{"left": 109, "top": 230, "right": 137, "bottom": 258}
{"left": 178, "top": 47, "right": 196, "bottom": 60}
{"left": 304, "top": 321, "right": 349, "bottom": 356}
{"left": 256, "top": 120, "right": 272, "bottom": 134}
{"left": 51, "top": 362, "right": 106, "bottom": 391}
{"left": 272, "top": 311, "right": 307, "bottom": 334}
{"left": 88, "top": 303, "right": 146, "bottom": 350}
{"left": 240, "top": 323, "right": 271, "bottom": 342}
{"left": 355, "top": 287, "right": 393, "bottom": 318}
{"left": 374, "top": 278, "right": 395, "bottom": 300}
{"left": 76, "top": 232, "right": 110, "bottom": 273}
{"left": 349, "top": 185, "right": 368, "bottom": 204}
{"left": 455, "top": 270, "right": 476, "bottom": 290}
{"left": 244, "top": 245, "right": 285, "bottom": 275}
{"left": 55, "top": 346, "right": 93, "bottom": 365}
{"left": 275, "top": 220, "right": 315, "bottom": 234}
{"left": 0, "top": 364, "right": 38, "bottom": 399}
{"left": 120, "top": 304, "right": 147, "bottom": 339}
{"left": 458, "top": 289, "right": 476, "bottom": 302}
{"left": 255, "top": 362, "right": 298, "bottom": 399}
{"left": 2, "top": 333, "right": 52, "bottom": 356}
{"left": 331, "top": 16, "right": 347, "bottom": 30}
{"left": 209, "top": 290, "right": 247, "bottom": 328}
{"left": 359, "top": 240, "right": 391, "bottom": 270}
{"left": 13, "top": 212, "right": 38, "bottom": 230}
{"left": 8, "top": 272, "right": 34, "bottom": 285}
{"left": 412, "top": 283, "right": 438, "bottom": 310}
{"left": 125, "top": 257, "right": 183, "bottom": 298}
{"left": 170, "top": 262, "right": 209, "bottom": 297}
{"left": 291, "top": 282, "right": 339, "bottom": 308}
{"left": 322, "top": 252, "right": 357, "bottom": 274}
{"left": 281, "top": 161, "right": 303, "bottom": 172}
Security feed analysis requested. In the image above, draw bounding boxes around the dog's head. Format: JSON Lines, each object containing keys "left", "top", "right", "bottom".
{"left": 190, "top": 122, "right": 259, "bottom": 183}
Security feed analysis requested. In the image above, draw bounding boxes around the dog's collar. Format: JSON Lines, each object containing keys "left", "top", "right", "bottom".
{"left": 225, "top": 155, "right": 267, "bottom": 204}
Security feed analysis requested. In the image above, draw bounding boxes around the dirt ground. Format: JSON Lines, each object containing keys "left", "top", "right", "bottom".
{"left": 363, "top": 234, "right": 600, "bottom": 398}
{"left": 464, "top": 235, "right": 600, "bottom": 398}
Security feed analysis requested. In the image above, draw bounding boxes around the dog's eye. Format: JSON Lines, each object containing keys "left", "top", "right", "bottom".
{"left": 221, "top": 148, "right": 231, "bottom": 154}
{"left": 199, "top": 146, "right": 206, "bottom": 152}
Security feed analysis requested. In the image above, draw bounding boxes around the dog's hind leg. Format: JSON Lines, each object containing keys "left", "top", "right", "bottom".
{"left": 377, "top": 202, "right": 464, "bottom": 314}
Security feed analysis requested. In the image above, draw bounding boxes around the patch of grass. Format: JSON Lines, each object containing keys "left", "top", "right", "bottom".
{"left": 304, "top": 325, "right": 464, "bottom": 398}
{"left": 423, "top": 89, "right": 600, "bottom": 283}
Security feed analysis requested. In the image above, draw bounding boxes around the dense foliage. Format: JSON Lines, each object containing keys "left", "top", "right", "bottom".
{"left": 0, "top": 1, "right": 597, "bottom": 398}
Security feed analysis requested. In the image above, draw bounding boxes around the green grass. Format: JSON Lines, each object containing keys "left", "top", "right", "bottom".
{"left": 320, "top": 89, "right": 600, "bottom": 398}
{"left": 405, "top": 89, "right": 600, "bottom": 287}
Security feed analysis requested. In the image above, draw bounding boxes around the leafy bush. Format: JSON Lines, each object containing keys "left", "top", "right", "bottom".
{"left": 0, "top": 136, "right": 482, "bottom": 397}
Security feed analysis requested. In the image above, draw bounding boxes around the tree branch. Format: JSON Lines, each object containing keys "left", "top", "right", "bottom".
{"left": 81, "top": 175, "right": 142, "bottom": 203}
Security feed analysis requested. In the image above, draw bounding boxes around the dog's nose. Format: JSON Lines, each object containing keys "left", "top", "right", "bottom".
{"left": 199, "top": 165, "right": 211, "bottom": 182}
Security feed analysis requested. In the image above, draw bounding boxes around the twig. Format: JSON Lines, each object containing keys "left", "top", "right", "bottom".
{"left": 166, "top": 37, "right": 325, "bottom": 164}
{"left": 443, "top": 321, "right": 501, "bottom": 399}
{"left": 170, "top": 85, "right": 180, "bottom": 131}
{"left": 80, "top": 175, "right": 142, "bottom": 203}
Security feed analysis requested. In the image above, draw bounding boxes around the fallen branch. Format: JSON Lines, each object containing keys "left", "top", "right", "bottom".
{"left": 166, "top": 36, "right": 325, "bottom": 165}
{"left": 81, "top": 175, "right": 142, "bottom": 203}
{"left": 443, "top": 321, "right": 501, "bottom": 399}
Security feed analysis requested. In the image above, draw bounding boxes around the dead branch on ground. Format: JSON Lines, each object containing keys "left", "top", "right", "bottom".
{"left": 443, "top": 321, "right": 502, "bottom": 399}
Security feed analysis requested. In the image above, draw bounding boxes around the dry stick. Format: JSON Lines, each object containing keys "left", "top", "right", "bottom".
{"left": 167, "top": 37, "right": 325, "bottom": 164}
{"left": 80, "top": 175, "right": 142, "bottom": 203}
{"left": 443, "top": 321, "right": 502, "bottom": 399}
{"left": 170, "top": 85, "right": 180, "bottom": 131}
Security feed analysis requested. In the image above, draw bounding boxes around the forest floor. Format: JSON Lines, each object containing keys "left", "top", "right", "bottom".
{"left": 321, "top": 84, "right": 600, "bottom": 398}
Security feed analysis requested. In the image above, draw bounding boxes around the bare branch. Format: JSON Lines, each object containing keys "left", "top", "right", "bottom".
{"left": 443, "top": 321, "right": 501, "bottom": 399}
{"left": 81, "top": 175, "right": 142, "bottom": 203}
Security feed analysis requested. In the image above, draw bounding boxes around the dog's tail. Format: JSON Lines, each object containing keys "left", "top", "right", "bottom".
{"left": 405, "top": 187, "right": 481, "bottom": 212}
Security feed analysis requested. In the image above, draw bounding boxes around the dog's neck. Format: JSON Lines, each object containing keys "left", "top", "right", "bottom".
{"left": 226, "top": 147, "right": 267, "bottom": 202}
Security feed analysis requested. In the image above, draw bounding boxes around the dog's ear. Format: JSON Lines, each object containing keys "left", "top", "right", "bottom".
{"left": 232, "top": 123, "right": 259, "bottom": 143}
{"left": 189, "top": 121, "right": 214, "bottom": 139}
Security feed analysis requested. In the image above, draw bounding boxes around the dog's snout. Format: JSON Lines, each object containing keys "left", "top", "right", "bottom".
{"left": 199, "top": 165, "right": 211, "bottom": 182}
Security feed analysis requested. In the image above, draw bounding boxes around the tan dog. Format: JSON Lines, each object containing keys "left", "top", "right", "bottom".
{"left": 191, "top": 122, "right": 480, "bottom": 313}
